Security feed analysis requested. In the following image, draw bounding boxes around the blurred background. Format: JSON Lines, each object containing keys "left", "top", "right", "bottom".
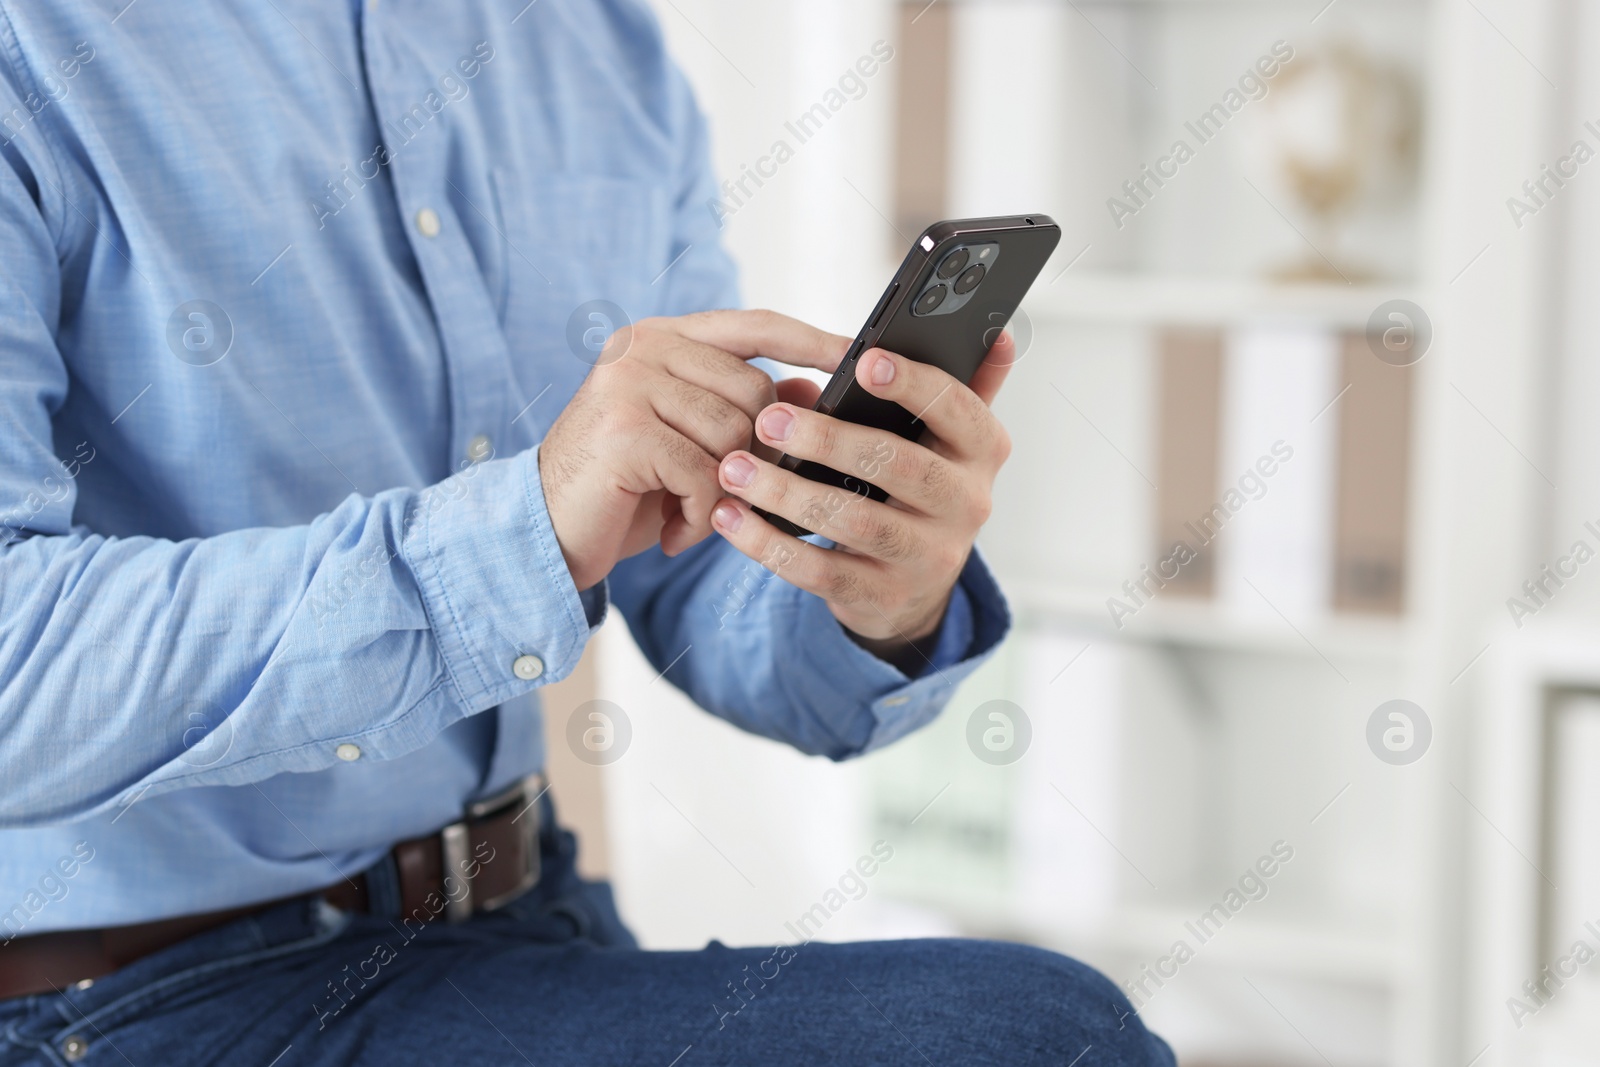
{"left": 540, "top": 1, "right": 1600, "bottom": 1063}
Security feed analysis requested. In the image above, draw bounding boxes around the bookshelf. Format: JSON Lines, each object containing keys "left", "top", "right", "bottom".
{"left": 629, "top": 1, "right": 1578, "bottom": 1065}
{"left": 859, "top": 0, "right": 1547, "bottom": 1064}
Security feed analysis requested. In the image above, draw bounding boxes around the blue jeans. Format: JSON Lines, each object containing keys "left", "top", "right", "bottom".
{"left": 0, "top": 810, "right": 1174, "bottom": 1066}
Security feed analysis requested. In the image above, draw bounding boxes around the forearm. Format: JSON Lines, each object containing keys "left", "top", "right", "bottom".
{"left": 0, "top": 447, "right": 592, "bottom": 827}
{"left": 610, "top": 537, "right": 1009, "bottom": 759}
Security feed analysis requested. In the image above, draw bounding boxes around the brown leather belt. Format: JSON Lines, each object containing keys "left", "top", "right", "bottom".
{"left": 0, "top": 775, "right": 544, "bottom": 1001}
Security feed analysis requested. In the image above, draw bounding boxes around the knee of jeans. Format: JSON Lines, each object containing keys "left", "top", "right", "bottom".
{"left": 937, "top": 940, "right": 1175, "bottom": 1066}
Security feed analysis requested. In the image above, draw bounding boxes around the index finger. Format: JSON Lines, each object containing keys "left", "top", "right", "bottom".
{"left": 968, "top": 330, "right": 1017, "bottom": 407}
{"left": 853, "top": 346, "right": 1005, "bottom": 464}
{"left": 671, "top": 309, "right": 850, "bottom": 373}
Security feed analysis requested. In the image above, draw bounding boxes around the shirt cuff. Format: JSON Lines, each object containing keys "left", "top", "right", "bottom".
{"left": 404, "top": 445, "right": 597, "bottom": 711}
{"left": 782, "top": 545, "right": 1011, "bottom": 756}
{"left": 920, "top": 580, "right": 975, "bottom": 675}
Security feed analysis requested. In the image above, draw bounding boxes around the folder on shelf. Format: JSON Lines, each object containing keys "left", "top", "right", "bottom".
{"left": 1542, "top": 694, "right": 1600, "bottom": 1012}
{"left": 1331, "top": 331, "right": 1412, "bottom": 614}
{"left": 1155, "top": 328, "right": 1224, "bottom": 599}
{"left": 892, "top": 0, "right": 950, "bottom": 238}
{"left": 1215, "top": 324, "right": 1338, "bottom": 621}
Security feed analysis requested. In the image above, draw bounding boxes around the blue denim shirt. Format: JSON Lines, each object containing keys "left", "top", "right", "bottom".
{"left": 0, "top": 0, "right": 1009, "bottom": 932}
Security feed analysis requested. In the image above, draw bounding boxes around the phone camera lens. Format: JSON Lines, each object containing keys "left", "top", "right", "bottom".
{"left": 953, "top": 263, "right": 986, "bottom": 295}
{"left": 936, "top": 248, "right": 969, "bottom": 279}
{"left": 914, "top": 284, "right": 948, "bottom": 315}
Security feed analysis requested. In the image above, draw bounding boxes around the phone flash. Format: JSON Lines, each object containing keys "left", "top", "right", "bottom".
{"left": 979, "top": 247, "right": 992, "bottom": 259}
{"left": 920, "top": 236, "right": 935, "bottom": 251}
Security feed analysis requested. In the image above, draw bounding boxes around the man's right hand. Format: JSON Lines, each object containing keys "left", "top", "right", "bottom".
{"left": 537, "top": 310, "right": 848, "bottom": 591}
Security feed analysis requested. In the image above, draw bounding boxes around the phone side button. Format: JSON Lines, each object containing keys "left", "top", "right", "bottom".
{"left": 866, "top": 283, "right": 899, "bottom": 329}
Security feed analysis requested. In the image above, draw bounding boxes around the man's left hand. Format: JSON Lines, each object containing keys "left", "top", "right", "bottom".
{"left": 710, "top": 332, "right": 1016, "bottom": 657}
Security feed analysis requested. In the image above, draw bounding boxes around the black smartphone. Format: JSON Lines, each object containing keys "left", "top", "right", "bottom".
{"left": 758, "top": 214, "right": 1061, "bottom": 537}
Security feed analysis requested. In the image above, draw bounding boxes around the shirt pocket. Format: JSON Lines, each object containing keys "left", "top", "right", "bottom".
{"left": 490, "top": 169, "right": 672, "bottom": 411}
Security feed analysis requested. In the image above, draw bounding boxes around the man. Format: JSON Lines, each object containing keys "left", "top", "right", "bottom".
{"left": 0, "top": 1, "right": 1173, "bottom": 1063}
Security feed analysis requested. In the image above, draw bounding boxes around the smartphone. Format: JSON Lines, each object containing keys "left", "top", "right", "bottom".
{"left": 758, "top": 214, "right": 1061, "bottom": 537}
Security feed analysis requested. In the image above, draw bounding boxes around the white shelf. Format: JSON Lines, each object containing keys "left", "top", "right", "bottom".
{"left": 1023, "top": 271, "right": 1430, "bottom": 331}
{"left": 892, "top": 885, "right": 1400, "bottom": 986}
{"left": 1005, "top": 579, "right": 1410, "bottom": 664}
{"left": 1069, "top": 0, "right": 1421, "bottom": 6}
{"left": 1080, "top": 903, "right": 1401, "bottom": 987}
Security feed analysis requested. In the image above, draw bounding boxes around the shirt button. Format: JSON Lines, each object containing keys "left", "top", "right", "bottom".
{"left": 72, "top": 978, "right": 94, "bottom": 991}
{"left": 415, "top": 207, "right": 441, "bottom": 238}
{"left": 466, "top": 434, "right": 492, "bottom": 463}
{"left": 883, "top": 695, "right": 910, "bottom": 707}
{"left": 512, "top": 654, "right": 544, "bottom": 681}
{"left": 61, "top": 1036, "right": 88, "bottom": 1063}
{"left": 335, "top": 743, "right": 362, "bottom": 762}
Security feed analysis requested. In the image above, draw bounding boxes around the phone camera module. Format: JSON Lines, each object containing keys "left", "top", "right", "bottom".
{"left": 953, "top": 263, "right": 986, "bottom": 295}
{"left": 936, "top": 247, "right": 970, "bottom": 280}
{"left": 912, "top": 242, "right": 999, "bottom": 316}
{"left": 914, "top": 284, "right": 948, "bottom": 315}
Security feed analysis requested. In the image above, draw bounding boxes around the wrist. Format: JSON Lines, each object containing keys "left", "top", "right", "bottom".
{"left": 536, "top": 443, "right": 599, "bottom": 592}
{"left": 837, "top": 589, "right": 951, "bottom": 675}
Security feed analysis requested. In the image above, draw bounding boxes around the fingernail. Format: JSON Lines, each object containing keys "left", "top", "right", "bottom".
{"left": 723, "top": 454, "right": 756, "bottom": 488}
{"left": 871, "top": 352, "right": 895, "bottom": 386}
{"left": 713, "top": 502, "right": 743, "bottom": 532}
{"left": 760, "top": 406, "right": 795, "bottom": 442}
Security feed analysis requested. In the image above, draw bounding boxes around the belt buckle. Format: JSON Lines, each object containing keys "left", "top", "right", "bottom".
{"left": 440, "top": 774, "right": 544, "bottom": 922}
